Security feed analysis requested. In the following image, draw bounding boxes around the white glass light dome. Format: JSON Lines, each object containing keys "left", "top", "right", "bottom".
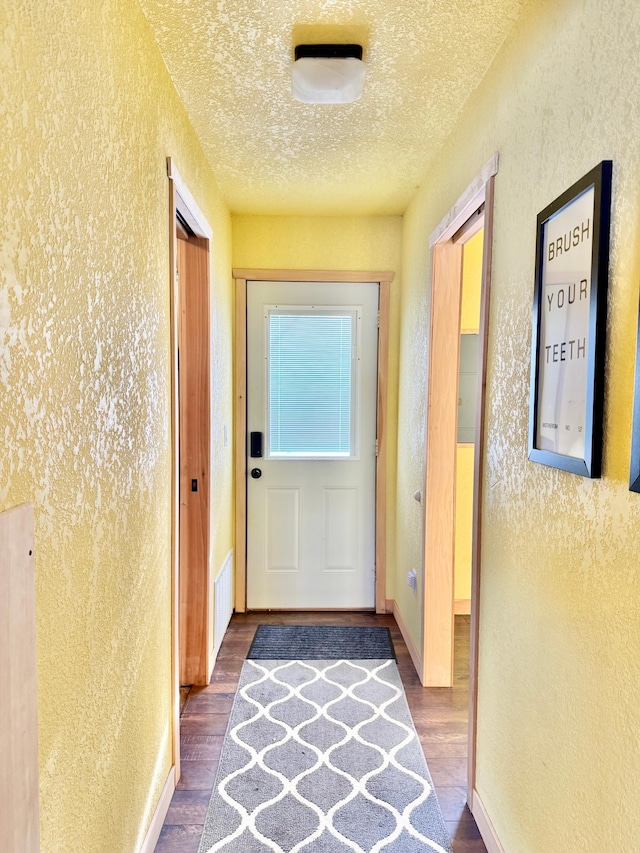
{"left": 292, "top": 45, "right": 366, "bottom": 104}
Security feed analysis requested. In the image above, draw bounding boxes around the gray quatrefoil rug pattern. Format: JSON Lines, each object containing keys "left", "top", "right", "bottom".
{"left": 198, "top": 656, "right": 452, "bottom": 853}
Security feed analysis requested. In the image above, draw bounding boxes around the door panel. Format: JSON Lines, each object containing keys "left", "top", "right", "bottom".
{"left": 246, "top": 280, "right": 378, "bottom": 609}
{"left": 323, "top": 488, "right": 358, "bottom": 570}
{"left": 266, "top": 489, "right": 300, "bottom": 571}
{"left": 177, "top": 232, "right": 210, "bottom": 685}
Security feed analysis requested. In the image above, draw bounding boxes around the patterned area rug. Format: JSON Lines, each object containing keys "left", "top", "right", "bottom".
{"left": 198, "top": 656, "right": 452, "bottom": 852}
{"left": 247, "top": 626, "right": 396, "bottom": 661}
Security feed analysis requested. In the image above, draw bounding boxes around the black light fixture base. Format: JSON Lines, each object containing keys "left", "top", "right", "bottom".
{"left": 294, "top": 44, "right": 363, "bottom": 61}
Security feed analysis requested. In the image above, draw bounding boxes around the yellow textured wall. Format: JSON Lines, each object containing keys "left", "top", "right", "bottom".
{"left": 399, "top": 0, "right": 640, "bottom": 848}
{"left": 460, "top": 228, "right": 483, "bottom": 333}
{"left": 232, "top": 215, "right": 402, "bottom": 599}
{"left": 0, "top": 2, "right": 233, "bottom": 850}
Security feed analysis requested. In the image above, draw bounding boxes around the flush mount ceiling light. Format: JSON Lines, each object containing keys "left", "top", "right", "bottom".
{"left": 292, "top": 44, "right": 366, "bottom": 104}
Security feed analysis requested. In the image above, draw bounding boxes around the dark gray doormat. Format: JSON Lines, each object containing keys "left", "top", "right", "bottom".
{"left": 198, "top": 658, "right": 452, "bottom": 853}
{"left": 247, "top": 625, "right": 396, "bottom": 660}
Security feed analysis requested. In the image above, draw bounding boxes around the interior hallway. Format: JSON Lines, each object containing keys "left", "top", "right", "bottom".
{"left": 156, "top": 614, "right": 485, "bottom": 853}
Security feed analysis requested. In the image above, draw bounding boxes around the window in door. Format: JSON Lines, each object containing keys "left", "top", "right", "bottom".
{"left": 266, "top": 307, "right": 360, "bottom": 459}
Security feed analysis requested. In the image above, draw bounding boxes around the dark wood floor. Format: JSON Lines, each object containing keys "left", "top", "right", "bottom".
{"left": 156, "top": 612, "right": 487, "bottom": 852}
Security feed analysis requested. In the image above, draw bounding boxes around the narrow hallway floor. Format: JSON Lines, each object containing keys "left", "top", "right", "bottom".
{"left": 155, "top": 612, "right": 486, "bottom": 853}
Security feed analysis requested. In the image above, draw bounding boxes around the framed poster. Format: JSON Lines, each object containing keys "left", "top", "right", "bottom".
{"left": 528, "top": 161, "right": 612, "bottom": 477}
{"left": 629, "top": 305, "right": 640, "bottom": 493}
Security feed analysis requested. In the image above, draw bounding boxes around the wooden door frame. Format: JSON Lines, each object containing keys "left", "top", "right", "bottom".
{"left": 0, "top": 503, "right": 40, "bottom": 853}
{"left": 167, "top": 158, "right": 213, "bottom": 778}
{"left": 422, "top": 153, "right": 498, "bottom": 806}
{"left": 232, "top": 269, "right": 393, "bottom": 614}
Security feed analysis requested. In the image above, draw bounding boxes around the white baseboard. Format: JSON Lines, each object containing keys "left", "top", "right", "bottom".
{"left": 388, "top": 599, "right": 423, "bottom": 679}
{"left": 209, "top": 646, "right": 218, "bottom": 682}
{"left": 470, "top": 789, "right": 505, "bottom": 853}
{"left": 139, "top": 766, "right": 176, "bottom": 853}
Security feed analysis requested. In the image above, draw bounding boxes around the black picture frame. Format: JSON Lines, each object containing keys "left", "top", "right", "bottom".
{"left": 528, "top": 161, "right": 612, "bottom": 477}
{"left": 629, "top": 306, "right": 640, "bottom": 492}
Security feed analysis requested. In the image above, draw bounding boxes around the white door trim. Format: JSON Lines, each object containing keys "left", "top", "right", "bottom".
{"left": 233, "top": 269, "right": 393, "bottom": 614}
{"left": 168, "top": 160, "right": 213, "bottom": 240}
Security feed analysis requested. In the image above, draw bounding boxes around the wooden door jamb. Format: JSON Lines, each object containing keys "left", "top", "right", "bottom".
{"left": 423, "top": 152, "right": 498, "bottom": 809}
{"left": 167, "top": 157, "right": 213, "bottom": 779}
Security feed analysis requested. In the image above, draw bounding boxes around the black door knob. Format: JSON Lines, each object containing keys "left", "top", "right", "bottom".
{"left": 250, "top": 468, "right": 262, "bottom": 479}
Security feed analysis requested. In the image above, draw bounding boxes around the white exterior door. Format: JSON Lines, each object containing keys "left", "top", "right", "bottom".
{"left": 246, "top": 280, "right": 378, "bottom": 609}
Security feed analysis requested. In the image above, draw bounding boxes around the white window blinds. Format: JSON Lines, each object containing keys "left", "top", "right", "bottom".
{"left": 268, "top": 310, "right": 356, "bottom": 457}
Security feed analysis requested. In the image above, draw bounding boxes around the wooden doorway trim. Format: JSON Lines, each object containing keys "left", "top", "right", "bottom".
{"left": 167, "top": 158, "right": 213, "bottom": 778}
{"left": 422, "top": 152, "right": 498, "bottom": 802}
{"left": 232, "top": 268, "right": 394, "bottom": 615}
{"left": 0, "top": 503, "right": 40, "bottom": 853}
{"left": 422, "top": 239, "right": 464, "bottom": 687}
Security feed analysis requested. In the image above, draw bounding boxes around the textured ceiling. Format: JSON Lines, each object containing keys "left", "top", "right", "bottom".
{"left": 138, "top": 0, "right": 528, "bottom": 215}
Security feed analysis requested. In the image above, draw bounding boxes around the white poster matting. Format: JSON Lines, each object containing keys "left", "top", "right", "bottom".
{"left": 536, "top": 185, "right": 595, "bottom": 458}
